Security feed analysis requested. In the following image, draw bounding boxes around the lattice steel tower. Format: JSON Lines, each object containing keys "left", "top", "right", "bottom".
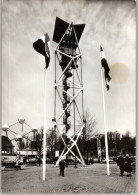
{"left": 52, "top": 17, "right": 86, "bottom": 167}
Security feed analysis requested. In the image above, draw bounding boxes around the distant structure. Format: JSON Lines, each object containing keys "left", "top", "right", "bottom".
{"left": 52, "top": 17, "right": 86, "bottom": 166}
{"left": 2, "top": 118, "right": 38, "bottom": 156}
{"left": 95, "top": 134, "right": 103, "bottom": 162}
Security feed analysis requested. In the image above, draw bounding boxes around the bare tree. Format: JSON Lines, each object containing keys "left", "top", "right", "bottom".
{"left": 81, "top": 109, "right": 98, "bottom": 163}
{"left": 46, "top": 128, "right": 58, "bottom": 159}
{"left": 84, "top": 109, "right": 98, "bottom": 138}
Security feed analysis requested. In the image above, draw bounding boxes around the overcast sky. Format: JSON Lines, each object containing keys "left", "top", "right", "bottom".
{"left": 2, "top": 0, "right": 136, "bottom": 139}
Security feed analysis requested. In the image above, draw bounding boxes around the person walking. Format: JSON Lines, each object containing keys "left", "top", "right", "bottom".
{"left": 117, "top": 154, "right": 124, "bottom": 176}
{"left": 59, "top": 159, "right": 66, "bottom": 177}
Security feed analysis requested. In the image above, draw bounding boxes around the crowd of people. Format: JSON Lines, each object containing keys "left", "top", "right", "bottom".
{"left": 117, "top": 154, "right": 132, "bottom": 176}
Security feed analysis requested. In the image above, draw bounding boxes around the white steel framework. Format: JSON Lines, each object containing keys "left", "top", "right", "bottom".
{"left": 53, "top": 22, "right": 86, "bottom": 167}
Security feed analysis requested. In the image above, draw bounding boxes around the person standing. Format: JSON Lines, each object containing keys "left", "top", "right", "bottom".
{"left": 23, "top": 156, "right": 27, "bottom": 164}
{"left": 90, "top": 157, "right": 93, "bottom": 165}
{"left": 117, "top": 154, "right": 124, "bottom": 176}
{"left": 124, "top": 154, "right": 132, "bottom": 176}
{"left": 15, "top": 157, "right": 19, "bottom": 166}
{"left": 59, "top": 159, "right": 66, "bottom": 177}
{"left": 37, "top": 157, "right": 42, "bottom": 166}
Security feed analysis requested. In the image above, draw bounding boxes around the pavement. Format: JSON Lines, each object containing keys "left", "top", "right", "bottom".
{"left": 1, "top": 163, "right": 136, "bottom": 193}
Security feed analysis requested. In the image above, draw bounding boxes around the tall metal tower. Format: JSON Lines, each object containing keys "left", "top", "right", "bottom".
{"left": 52, "top": 17, "right": 86, "bottom": 167}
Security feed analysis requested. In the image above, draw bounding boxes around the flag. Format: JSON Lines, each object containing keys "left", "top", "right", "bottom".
{"left": 100, "top": 46, "right": 111, "bottom": 90}
{"left": 33, "top": 33, "right": 50, "bottom": 69}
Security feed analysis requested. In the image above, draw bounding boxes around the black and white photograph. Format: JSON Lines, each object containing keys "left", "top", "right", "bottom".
{"left": 1, "top": 0, "right": 136, "bottom": 193}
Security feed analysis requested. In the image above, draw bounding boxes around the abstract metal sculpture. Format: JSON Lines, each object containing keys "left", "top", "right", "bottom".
{"left": 2, "top": 118, "right": 38, "bottom": 150}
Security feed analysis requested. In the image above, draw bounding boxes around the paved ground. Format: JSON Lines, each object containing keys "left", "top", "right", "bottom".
{"left": 1, "top": 163, "right": 136, "bottom": 193}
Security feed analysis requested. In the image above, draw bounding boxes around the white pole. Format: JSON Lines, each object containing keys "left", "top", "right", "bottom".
{"left": 99, "top": 43, "right": 110, "bottom": 176}
{"left": 43, "top": 69, "right": 47, "bottom": 181}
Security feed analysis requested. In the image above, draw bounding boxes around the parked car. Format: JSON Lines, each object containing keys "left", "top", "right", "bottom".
{"left": 2, "top": 155, "right": 17, "bottom": 167}
{"left": 102, "top": 158, "right": 115, "bottom": 164}
{"left": 45, "top": 158, "right": 53, "bottom": 164}
{"left": 26, "top": 157, "right": 38, "bottom": 164}
{"left": 2, "top": 158, "right": 16, "bottom": 166}
{"left": 67, "top": 159, "right": 75, "bottom": 165}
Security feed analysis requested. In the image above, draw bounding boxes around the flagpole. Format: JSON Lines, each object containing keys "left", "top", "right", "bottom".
{"left": 99, "top": 43, "right": 110, "bottom": 176}
{"left": 33, "top": 32, "right": 50, "bottom": 181}
{"left": 43, "top": 69, "right": 47, "bottom": 181}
